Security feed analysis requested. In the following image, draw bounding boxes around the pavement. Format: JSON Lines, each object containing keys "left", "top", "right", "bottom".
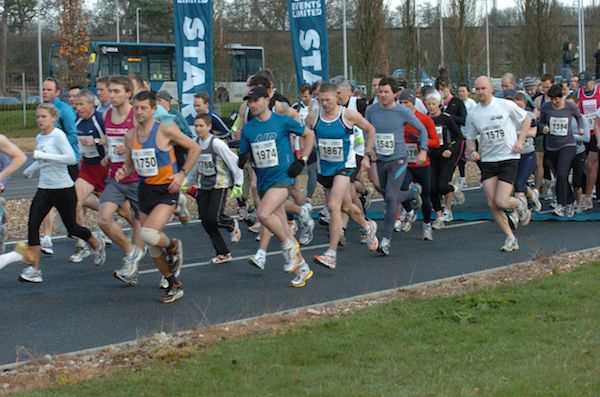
{"left": 0, "top": 186, "right": 599, "bottom": 366}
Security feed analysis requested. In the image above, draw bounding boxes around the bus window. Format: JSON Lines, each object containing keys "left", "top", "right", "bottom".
{"left": 98, "top": 53, "right": 110, "bottom": 77}
{"left": 149, "top": 56, "right": 172, "bottom": 81}
{"left": 121, "top": 55, "right": 147, "bottom": 79}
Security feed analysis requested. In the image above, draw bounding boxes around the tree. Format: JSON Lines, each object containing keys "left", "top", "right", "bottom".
{"left": 355, "top": 0, "right": 389, "bottom": 94}
{"left": 445, "top": 0, "right": 478, "bottom": 82}
{"left": 56, "top": 0, "right": 89, "bottom": 86}
{"left": 0, "top": 0, "right": 36, "bottom": 95}
{"left": 398, "top": 0, "right": 418, "bottom": 86}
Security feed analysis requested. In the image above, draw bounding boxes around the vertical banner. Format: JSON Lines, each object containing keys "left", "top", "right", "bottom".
{"left": 173, "top": 0, "right": 213, "bottom": 126}
{"left": 288, "top": 0, "right": 329, "bottom": 90}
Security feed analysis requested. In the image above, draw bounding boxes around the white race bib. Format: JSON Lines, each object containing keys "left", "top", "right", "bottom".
{"left": 549, "top": 117, "right": 569, "bottom": 137}
{"left": 251, "top": 140, "right": 278, "bottom": 168}
{"left": 435, "top": 126, "right": 444, "bottom": 145}
{"left": 583, "top": 113, "right": 596, "bottom": 129}
{"left": 481, "top": 126, "right": 506, "bottom": 145}
{"left": 375, "top": 133, "right": 395, "bottom": 156}
{"left": 582, "top": 99, "right": 597, "bottom": 115}
{"left": 78, "top": 137, "right": 100, "bottom": 158}
{"left": 318, "top": 139, "right": 344, "bottom": 162}
{"left": 198, "top": 154, "right": 216, "bottom": 176}
{"left": 406, "top": 143, "right": 418, "bottom": 163}
{"left": 107, "top": 136, "right": 125, "bottom": 163}
{"left": 132, "top": 148, "right": 158, "bottom": 177}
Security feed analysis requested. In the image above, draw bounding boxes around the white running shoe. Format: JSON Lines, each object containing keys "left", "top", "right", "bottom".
{"left": 366, "top": 219, "right": 379, "bottom": 252}
{"left": 432, "top": 217, "right": 445, "bottom": 230}
{"left": 516, "top": 196, "right": 531, "bottom": 226}
{"left": 40, "top": 235, "right": 53, "bottom": 255}
{"left": 529, "top": 188, "right": 542, "bottom": 212}
{"left": 313, "top": 250, "right": 336, "bottom": 269}
{"left": 289, "top": 262, "right": 313, "bottom": 288}
{"left": 422, "top": 223, "right": 433, "bottom": 241}
{"left": 69, "top": 247, "right": 92, "bottom": 263}
{"left": 93, "top": 235, "right": 106, "bottom": 266}
{"left": 248, "top": 250, "right": 266, "bottom": 270}
{"left": 282, "top": 240, "right": 301, "bottom": 273}
{"left": 500, "top": 236, "right": 519, "bottom": 252}
{"left": 441, "top": 210, "right": 453, "bottom": 222}
{"left": 19, "top": 266, "right": 43, "bottom": 283}
{"left": 452, "top": 183, "right": 465, "bottom": 205}
{"left": 230, "top": 219, "right": 241, "bottom": 243}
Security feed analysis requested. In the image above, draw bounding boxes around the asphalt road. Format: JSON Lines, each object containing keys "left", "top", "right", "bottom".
{"left": 0, "top": 188, "right": 598, "bottom": 366}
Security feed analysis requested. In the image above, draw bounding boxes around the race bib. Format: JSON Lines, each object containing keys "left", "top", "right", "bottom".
{"left": 481, "top": 126, "right": 506, "bottom": 145}
{"left": 582, "top": 99, "right": 597, "bottom": 115}
{"left": 198, "top": 154, "right": 216, "bottom": 176}
{"left": 549, "top": 117, "right": 569, "bottom": 137}
{"left": 78, "top": 136, "right": 100, "bottom": 158}
{"left": 107, "top": 136, "right": 125, "bottom": 163}
{"left": 318, "top": 138, "right": 344, "bottom": 162}
{"left": 375, "top": 133, "right": 395, "bottom": 156}
{"left": 406, "top": 143, "right": 418, "bottom": 163}
{"left": 132, "top": 148, "right": 158, "bottom": 177}
{"left": 583, "top": 113, "right": 596, "bottom": 129}
{"left": 435, "top": 126, "right": 444, "bottom": 145}
{"left": 251, "top": 140, "right": 278, "bottom": 168}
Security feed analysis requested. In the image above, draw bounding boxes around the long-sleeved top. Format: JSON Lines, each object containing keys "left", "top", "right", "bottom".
{"left": 52, "top": 98, "right": 79, "bottom": 163}
{"left": 443, "top": 96, "right": 467, "bottom": 127}
{"left": 25, "top": 128, "right": 76, "bottom": 189}
{"left": 538, "top": 101, "right": 584, "bottom": 151}
{"left": 188, "top": 135, "right": 243, "bottom": 190}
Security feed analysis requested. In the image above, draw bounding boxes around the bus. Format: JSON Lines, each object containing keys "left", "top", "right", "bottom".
{"left": 48, "top": 42, "right": 264, "bottom": 102}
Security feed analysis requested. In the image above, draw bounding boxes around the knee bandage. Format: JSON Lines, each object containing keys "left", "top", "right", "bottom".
{"left": 141, "top": 228, "right": 163, "bottom": 257}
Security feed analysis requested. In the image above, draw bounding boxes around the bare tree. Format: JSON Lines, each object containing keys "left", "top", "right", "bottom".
{"left": 56, "top": 0, "right": 89, "bottom": 86}
{"left": 355, "top": 0, "right": 388, "bottom": 95}
{"left": 445, "top": 0, "right": 478, "bottom": 82}
{"left": 398, "top": 0, "right": 418, "bottom": 87}
{"left": 250, "top": 0, "right": 288, "bottom": 31}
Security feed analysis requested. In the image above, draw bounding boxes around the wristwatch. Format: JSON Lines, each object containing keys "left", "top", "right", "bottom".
{"left": 94, "top": 138, "right": 101, "bottom": 144}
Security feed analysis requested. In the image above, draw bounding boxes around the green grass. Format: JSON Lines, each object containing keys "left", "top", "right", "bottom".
{"left": 16, "top": 263, "right": 600, "bottom": 396}
{"left": 0, "top": 109, "right": 38, "bottom": 138}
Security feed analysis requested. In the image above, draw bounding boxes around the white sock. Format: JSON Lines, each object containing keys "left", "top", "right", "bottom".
{"left": 257, "top": 248, "right": 266, "bottom": 256}
{"left": 0, "top": 251, "right": 24, "bottom": 271}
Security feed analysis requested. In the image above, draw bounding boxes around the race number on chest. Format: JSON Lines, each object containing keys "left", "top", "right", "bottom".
{"left": 251, "top": 140, "right": 279, "bottom": 168}
{"left": 198, "top": 154, "right": 216, "bottom": 176}
{"left": 132, "top": 148, "right": 158, "bottom": 177}
{"left": 375, "top": 133, "right": 395, "bottom": 156}
{"left": 318, "top": 138, "right": 344, "bottom": 162}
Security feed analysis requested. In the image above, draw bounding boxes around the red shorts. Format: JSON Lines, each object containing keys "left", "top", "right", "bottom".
{"left": 78, "top": 161, "right": 109, "bottom": 193}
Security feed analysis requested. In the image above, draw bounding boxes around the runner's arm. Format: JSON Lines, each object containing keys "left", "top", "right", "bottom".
{"left": 0, "top": 134, "right": 27, "bottom": 184}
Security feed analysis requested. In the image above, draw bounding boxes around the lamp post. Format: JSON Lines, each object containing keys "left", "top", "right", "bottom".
{"left": 485, "top": 0, "right": 490, "bottom": 77}
{"left": 577, "top": 0, "right": 586, "bottom": 72}
{"left": 136, "top": 7, "right": 141, "bottom": 43}
{"left": 37, "top": 0, "right": 42, "bottom": 98}
{"left": 342, "top": 0, "right": 348, "bottom": 79}
{"left": 116, "top": 0, "right": 120, "bottom": 43}
{"left": 439, "top": 0, "right": 444, "bottom": 68}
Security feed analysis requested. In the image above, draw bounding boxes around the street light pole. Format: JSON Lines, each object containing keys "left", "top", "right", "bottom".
{"left": 37, "top": 0, "right": 43, "bottom": 98}
{"left": 342, "top": 0, "right": 348, "bottom": 79}
{"left": 485, "top": 0, "right": 490, "bottom": 77}
{"left": 136, "top": 7, "right": 141, "bottom": 43}
{"left": 577, "top": 0, "right": 586, "bottom": 72}
{"left": 439, "top": 0, "right": 444, "bottom": 68}
{"left": 116, "top": 0, "right": 120, "bottom": 43}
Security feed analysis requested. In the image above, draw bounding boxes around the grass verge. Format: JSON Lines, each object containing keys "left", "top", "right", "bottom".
{"left": 0, "top": 110, "right": 38, "bottom": 138}
{"left": 14, "top": 262, "right": 600, "bottom": 396}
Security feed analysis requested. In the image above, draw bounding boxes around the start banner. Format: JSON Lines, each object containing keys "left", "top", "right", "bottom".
{"left": 173, "top": 0, "right": 213, "bottom": 126}
{"left": 287, "top": 0, "right": 329, "bottom": 90}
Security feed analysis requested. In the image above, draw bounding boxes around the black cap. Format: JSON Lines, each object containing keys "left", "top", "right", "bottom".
{"left": 243, "top": 86, "right": 269, "bottom": 100}
{"left": 579, "top": 71, "right": 593, "bottom": 85}
{"left": 398, "top": 89, "right": 416, "bottom": 104}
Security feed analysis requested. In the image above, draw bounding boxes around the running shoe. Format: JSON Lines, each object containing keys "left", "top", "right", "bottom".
{"left": 69, "top": 246, "right": 91, "bottom": 263}
{"left": 288, "top": 220, "right": 298, "bottom": 235}
{"left": 19, "top": 266, "right": 43, "bottom": 283}
{"left": 452, "top": 183, "right": 465, "bottom": 205}
{"left": 338, "top": 229, "right": 346, "bottom": 246}
{"left": 313, "top": 250, "right": 336, "bottom": 269}
{"left": 166, "top": 238, "right": 183, "bottom": 275}
{"left": 248, "top": 250, "right": 266, "bottom": 270}
{"left": 113, "top": 246, "right": 143, "bottom": 286}
{"left": 507, "top": 211, "right": 519, "bottom": 231}
{"left": 93, "top": 226, "right": 112, "bottom": 245}
{"left": 230, "top": 219, "right": 241, "bottom": 243}
{"left": 248, "top": 221, "right": 262, "bottom": 234}
{"left": 160, "top": 283, "right": 184, "bottom": 304}
{"left": 565, "top": 203, "right": 575, "bottom": 218}
{"left": 394, "top": 219, "right": 402, "bottom": 232}
{"left": 581, "top": 196, "right": 594, "bottom": 211}
{"left": 377, "top": 237, "right": 391, "bottom": 256}
{"left": 175, "top": 194, "right": 190, "bottom": 225}
{"left": 516, "top": 196, "right": 531, "bottom": 226}
{"left": 500, "top": 236, "right": 519, "bottom": 252}
{"left": 363, "top": 187, "right": 374, "bottom": 210}
{"left": 431, "top": 217, "right": 445, "bottom": 230}
{"left": 93, "top": 235, "right": 106, "bottom": 266}
{"left": 422, "top": 222, "right": 433, "bottom": 241}
{"left": 282, "top": 240, "right": 302, "bottom": 273}
{"left": 366, "top": 220, "right": 379, "bottom": 252}
{"left": 409, "top": 183, "right": 423, "bottom": 209}
{"left": 401, "top": 210, "right": 416, "bottom": 233}
{"left": 359, "top": 227, "right": 368, "bottom": 244}
{"left": 209, "top": 253, "right": 233, "bottom": 265}
{"left": 319, "top": 207, "right": 330, "bottom": 225}
{"left": 289, "top": 262, "right": 314, "bottom": 288}
{"left": 299, "top": 203, "right": 315, "bottom": 245}
{"left": 529, "top": 188, "right": 542, "bottom": 212}
{"left": 40, "top": 235, "right": 53, "bottom": 255}
{"left": 442, "top": 210, "right": 453, "bottom": 222}
{"left": 553, "top": 205, "right": 565, "bottom": 217}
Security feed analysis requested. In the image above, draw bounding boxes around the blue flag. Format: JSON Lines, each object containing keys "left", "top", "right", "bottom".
{"left": 288, "top": 0, "right": 329, "bottom": 90}
{"left": 173, "top": 0, "right": 213, "bottom": 126}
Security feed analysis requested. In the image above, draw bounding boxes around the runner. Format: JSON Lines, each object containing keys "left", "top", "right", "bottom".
{"left": 425, "top": 90, "right": 465, "bottom": 230}
{"left": 70, "top": 89, "right": 110, "bottom": 263}
{"left": 0, "top": 134, "right": 26, "bottom": 257}
{"left": 576, "top": 71, "right": 600, "bottom": 210}
{"left": 365, "top": 76, "right": 428, "bottom": 255}
{"left": 397, "top": 89, "right": 440, "bottom": 240}
{"left": 539, "top": 84, "right": 584, "bottom": 216}
{"left": 464, "top": 76, "right": 532, "bottom": 252}
{"left": 306, "top": 83, "right": 378, "bottom": 269}
{"left": 183, "top": 113, "right": 243, "bottom": 264}
{"left": 238, "top": 86, "right": 314, "bottom": 287}
{"left": 15, "top": 104, "right": 106, "bottom": 282}
{"left": 116, "top": 90, "right": 200, "bottom": 303}
{"left": 193, "top": 92, "right": 233, "bottom": 140}
{"left": 95, "top": 76, "right": 112, "bottom": 115}
{"left": 98, "top": 75, "right": 145, "bottom": 286}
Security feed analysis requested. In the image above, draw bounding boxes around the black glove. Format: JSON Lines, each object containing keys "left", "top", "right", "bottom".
{"left": 287, "top": 158, "right": 305, "bottom": 178}
{"left": 407, "top": 133, "right": 419, "bottom": 143}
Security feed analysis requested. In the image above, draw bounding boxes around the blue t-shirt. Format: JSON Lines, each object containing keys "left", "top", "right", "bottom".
{"left": 239, "top": 112, "right": 304, "bottom": 193}
{"left": 314, "top": 108, "right": 356, "bottom": 176}
{"left": 76, "top": 111, "right": 106, "bottom": 165}
{"left": 52, "top": 98, "right": 79, "bottom": 162}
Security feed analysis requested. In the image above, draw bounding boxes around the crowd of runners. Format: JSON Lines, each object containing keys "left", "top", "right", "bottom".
{"left": 0, "top": 67, "right": 598, "bottom": 303}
